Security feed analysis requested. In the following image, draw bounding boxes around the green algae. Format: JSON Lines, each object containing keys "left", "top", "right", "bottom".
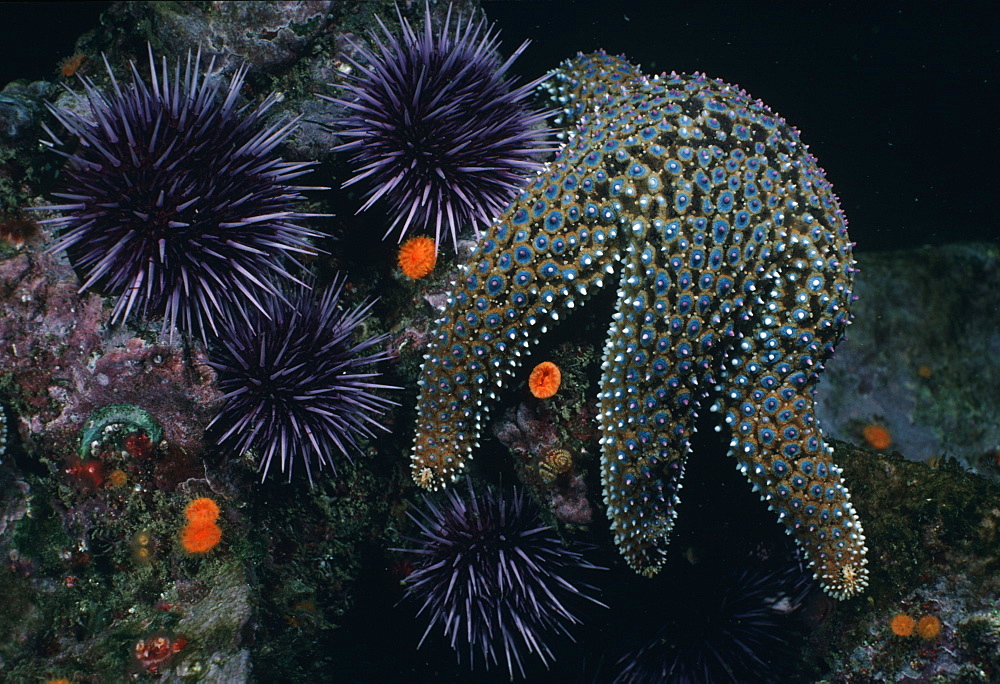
{"left": 958, "top": 610, "right": 1000, "bottom": 674}
{"left": 834, "top": 440, "right": 1000, "bottom": 602}
{"left": 250, "top": 461, "right": 393, "bottom": 681}
{"left": 0, "top": 408, "right": 6, "bottom": 462}
{"left": 0, "top": 461, "right": 257, "bottom": 681}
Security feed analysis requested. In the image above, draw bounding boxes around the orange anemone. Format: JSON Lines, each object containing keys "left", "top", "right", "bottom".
{"left": 889, "top": 613, "right": 915, "bottom": 636}
{"left": 398, "top": 236, "right": 437, "bottom": 279}
{"left": 184, "top": 497, "right": 220, "bottom": 525}
{"left": 528, "top": 361, "right": 562, "bottom": 399}
{"left": 180, "top": 521, "right": 221, "bottom": 554}
{"left": 862, "top": 424, "right": 892, "bottom": 451}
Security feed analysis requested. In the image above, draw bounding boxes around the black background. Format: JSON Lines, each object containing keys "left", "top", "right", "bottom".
{"left": 1, "top": 1, "right": 996, "bottom": 252}
{"left": 487, "top": 1, "right": 997, "bottom": 252}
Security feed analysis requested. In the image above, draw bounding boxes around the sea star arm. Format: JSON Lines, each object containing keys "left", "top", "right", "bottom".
{"left": 566, "top": 53, "right": 868, "bottom": 597}
{"left": 598, "top": 234, "right": 705, "bottom": 575}
{"left": 409, "top": 143, "right": 625, "bottom": 490}
{"left": 717, "top": 217, "right": 869, "bottom": 599}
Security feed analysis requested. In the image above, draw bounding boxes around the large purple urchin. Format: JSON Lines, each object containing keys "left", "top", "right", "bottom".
{"left": 397, "top": 479, "right": 607, "bottom": 679}
{"left": 206, "top": 275, "right": 398, "bottom": 484}
{"left": 39, "top": 46, "right": 326, "bottom": 340}
{"left": 322, "top": 4, "right": 554, "bottom": 251}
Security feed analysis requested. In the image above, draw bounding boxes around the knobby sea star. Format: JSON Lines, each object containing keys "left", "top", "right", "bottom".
{"left": 409, "top": 52, "right": 868, "bottom": 599}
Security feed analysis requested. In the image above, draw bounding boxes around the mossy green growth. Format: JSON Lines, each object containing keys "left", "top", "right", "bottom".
{"left": 0, "top": 465, "right": 256, "bottom": 680}
{"left": 0, "top": 82, "right": 60, "bottom": 214}
{"left": 958, "top": 610, "right": 1000, "bottom": 672}
{"left": 250, "top": 461, "right": 392, "bottom": 681}
{"left": 0, "top": 571, "right": 40, "bottom": 663}
{"left": 10, "top": 481, "right": 73, "bottom": 576}
{"left": 838, "top": 443, "right": 1000, "bottom": 605}
{"left": 78, "top": 404, "right": 164, "bottom": 458}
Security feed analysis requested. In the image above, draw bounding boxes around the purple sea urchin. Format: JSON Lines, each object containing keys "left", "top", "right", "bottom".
{"left": 206, "top": 275, "right": 398, "bottom": 483}
{"left": 397, "top": 480, "right": 606, "bottom": 679}
{"left": 323, "top": 4, "right": 554, "bottom": 250}
{"left": 614, "top": 557, "right": 816, "bottom": 684}
{"left": 40, "top": 46, "right": 326, "bottom": 340}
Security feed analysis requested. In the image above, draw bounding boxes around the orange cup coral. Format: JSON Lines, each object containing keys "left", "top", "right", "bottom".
{"left": 181, "top": 522, "right": 222, "bottom": 554}
{"left": 890, "top": 613, "right": 915, "bottom": 636}
{"left": 528, "top": 361, "right": 561, "bottom": 399}
{"left": 917, "top": 615, "right": 941, "bottom": 639}
{"left": 185, "top": 497, "right": 220, "bottom": 525}
{"left": 398, "top": 236, "right": 437, "bottom": 279}
{"left": 107, "top": 469, "right": 128, "bottom": 488}
{"left": 180, "top": 497, "right": 222, "bottom": 554}
{"left": 862, "top": 424, "right": 892, "bottom": 451}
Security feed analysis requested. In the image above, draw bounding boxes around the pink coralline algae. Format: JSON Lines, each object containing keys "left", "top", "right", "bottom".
{"left": 550, "top": 475, "right": 593, "bottom": 525}
{"left": 0, "top": 227, "right": 222, "bottom": 461}
{"left": 493, "top": 401, "right": 596, "bottom": 525}
{"left": 493, "top": 403, "right": 559, "bottom": 460}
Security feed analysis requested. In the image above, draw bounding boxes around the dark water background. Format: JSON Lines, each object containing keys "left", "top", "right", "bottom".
{"left": 1, "top": 1, "right": 996, "bottom": 252}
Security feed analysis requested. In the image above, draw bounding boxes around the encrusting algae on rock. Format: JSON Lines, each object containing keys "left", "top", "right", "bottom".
{"left": 409, "top": 51, "right": 868, "bottom": 600}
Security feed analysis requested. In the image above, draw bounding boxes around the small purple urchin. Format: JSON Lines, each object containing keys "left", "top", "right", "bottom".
{"left": 322, "top": 4, "right": 554, "bottom": 251}
{"left": 39, "top": 46, "right": 326, "bottom": 340}
{"left": 614, "top": 558, "right": 816, "bottom": 684}
{"left": 397, "top": 479, "right": 607, "bottom": 679}
{"left": 206, "top": 275, "right": 398, "bottom": 484}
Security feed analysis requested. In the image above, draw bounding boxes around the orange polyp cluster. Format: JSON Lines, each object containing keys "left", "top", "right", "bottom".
{"left": 890, "top": 613, "right": 915, "bottom": 636}
{"left": 528, "top": 361, "right": 562, "bottom": 399}
{"left": 397, "top": 236, "right": 437, "bottom": 279}
{"left": 180, "top": 497, "right": 221, "bottom": 554}
{"left": 890, "top": 612, "right": 942, "bottom": 640}
{"left": 862, "top": 423, "right": 892, "bottom": 451}
{"left": 59, "top": 53, "right": 87, "bottom": 78}
{"left": 916, "top": 615, "right": 942, "bottom": 639}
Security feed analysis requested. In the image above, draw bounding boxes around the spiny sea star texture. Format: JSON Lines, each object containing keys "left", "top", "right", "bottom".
{"left": 410, "top": 52, "right": 868, "bottom": 600}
